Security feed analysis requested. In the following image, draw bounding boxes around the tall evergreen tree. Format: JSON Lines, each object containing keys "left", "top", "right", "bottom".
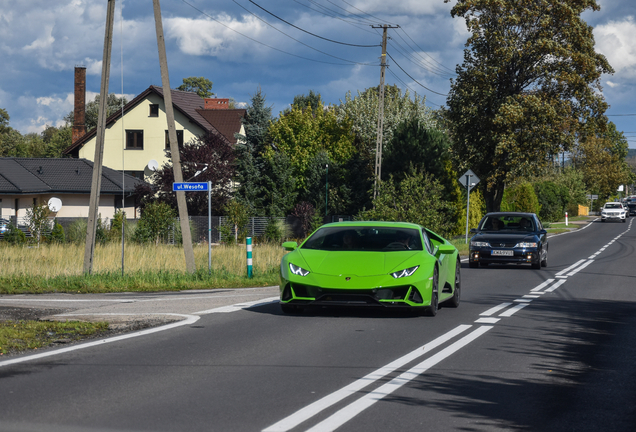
{"left": 234, "top": 87, "right": 273, "bottom": 215}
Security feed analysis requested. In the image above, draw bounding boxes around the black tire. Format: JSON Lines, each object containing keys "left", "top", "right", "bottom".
{"left": 426, "top": 267, "right": 439, "bottom": 316}
{"left": 532, "top": 259, "right": 541, "bottom": 269}
{"left": 281, "top": 304, "right": 303, "bottom": 314}
{"left": 446, "top": 260, "right": 461, "bottom": 308}
{"left": 541, "top": 249, "right": 548, "bottom": 267}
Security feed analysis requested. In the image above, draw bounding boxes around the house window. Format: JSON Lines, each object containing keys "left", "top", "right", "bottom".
{"left": 149, "top": 104, "right": 159, "bottom": 117}
{"left": 126, "top": 130, "right": 144, "bottom": 149}
{"left": 124, "top": 171, "right": 145, "bottom": 180}
{"left": 165, "top": 130, "right": 184, "bottom": 149}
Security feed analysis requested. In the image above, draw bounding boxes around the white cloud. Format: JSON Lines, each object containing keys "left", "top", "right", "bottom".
{"left": 165, "top": 14, "right": 272, "bottom": 59}
{"left": 348, "top": 0, "right": 450, "bottom": 16}
{"left": 595, "top": 16, "right": 636, "bottom": 78}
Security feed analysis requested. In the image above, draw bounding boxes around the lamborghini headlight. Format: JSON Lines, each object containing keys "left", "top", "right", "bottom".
{"left": 391, "top": 265, "right": 419, "bottom": 279}
{"left": 289, "top": 263, "right": 310, "bottom": 277}
{"left": 515, "top": 242, "right": 537, "bottom": 248}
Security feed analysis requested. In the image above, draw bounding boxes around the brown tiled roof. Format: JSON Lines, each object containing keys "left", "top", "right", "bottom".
{"left": 0, "top": 158, "right": 145, "bottom": 194}
{"left": 63, "top": 86, "right": 226, "bottom": 156}
{"left": 195, "top": 108, "right": 246, "bottom": 144}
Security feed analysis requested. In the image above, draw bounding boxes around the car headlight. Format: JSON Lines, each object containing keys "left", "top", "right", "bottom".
{"left": 390, "top": 265, "right": 419, "bottom": 279}
{"left": 470, "top": 241, "right": 490, "bottom": 247}
{"left": 289, "top": 263, "right": 310, "bottom": 277}
{"left": 515, "top": 242, "right": 538, "bottom": 248}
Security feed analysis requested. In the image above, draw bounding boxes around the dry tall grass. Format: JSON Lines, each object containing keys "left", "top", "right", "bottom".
{"left": 0, "top": 242, "right": 285, "bottom": 278}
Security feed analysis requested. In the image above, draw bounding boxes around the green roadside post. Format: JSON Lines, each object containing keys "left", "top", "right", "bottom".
{"left": 246, "top": 237, "right": 253, "bottom": 278}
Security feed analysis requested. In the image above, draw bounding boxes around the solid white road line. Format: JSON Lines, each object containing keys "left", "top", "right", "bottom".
{"left": 194, "top": 297, "right": 279, "bottom": 314}
{"left": 0, "top": 314, "right": 200, "bottom": 368}
{"left": 304, "top": 326, "right": 493, "bottom": 432}
{"left": 263, "top": 324, "right": 473, "bottom": 432}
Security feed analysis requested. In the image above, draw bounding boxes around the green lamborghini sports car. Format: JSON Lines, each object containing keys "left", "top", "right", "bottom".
{"left": 279, "top": 221, "right": 461, "bottom": 316}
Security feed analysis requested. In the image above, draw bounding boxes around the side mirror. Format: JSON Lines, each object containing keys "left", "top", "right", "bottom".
{"left": 470, "top": 228, "right": 478, "bottom": 233}
{"left": 282, "top": 241, "right": 298, "bottom": 251}
{"left": 438, "top": 244, "right": 456, "bottom": 255}
{"left": 539, "top": 229, "right": 547, "bottom": 235}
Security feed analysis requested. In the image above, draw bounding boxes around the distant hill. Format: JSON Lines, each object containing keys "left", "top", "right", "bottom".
{"left": 628, "top": 149, "right": 636, "bottom": 159}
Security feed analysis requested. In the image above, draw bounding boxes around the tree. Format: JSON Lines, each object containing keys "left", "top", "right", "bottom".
{"left": 146, "top": 132, "right": 236, "bottom": 216}
{"left": 292, "top": 90, "right": 322, "bottom": 112}
{"left": 571, "top": 130, "right": 631, "bottom": 200}
{"left": 234, "top": 87, "right": 274, "bottom": 214}
{"left": 25, "top": 203, "right": 51, "bottom": 246}
{"left": 266, "top": 101, "right": 356, "bottom": 191}
{"left": 336, "top": 86, "right": 437, "bottom": 155}
{"left": 177, "top": 76, "right": 214, "bottom": 98}
{"left": 383, "top": 119, "right": 454, "bottom": 188}
{"left": 0, "top": 108, "right": 10, "bottom": 134}
{"left": 359, "top": 170, "right": 458, "bottom": 238}
{"left": 65, "top": 94, "right": 128, "bottom": 131}
{"left": 445, "top": 0, "right": 614, "bottom": 213}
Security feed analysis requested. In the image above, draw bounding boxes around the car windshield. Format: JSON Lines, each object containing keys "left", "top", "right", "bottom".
{"left": 301, "top": 227, "right": 423, "bottom": 251}
{"left": 604, "top": 203, "right": 621, "bottom": 209}
{"left": 479, "top": 215, "right": 535, "bottom": 232}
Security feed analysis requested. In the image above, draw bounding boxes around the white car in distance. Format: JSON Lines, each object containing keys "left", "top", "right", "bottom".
{"left": 601, "top": 202, "right": 627, "bottom": 223}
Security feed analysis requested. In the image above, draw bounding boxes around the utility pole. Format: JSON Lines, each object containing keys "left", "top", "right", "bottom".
{"left": 153, "top": 0, "right": 196, "bottom": 273}
{"left": 371, "top": 25, "right": 399, "bottom": 199}
{"left": 83, "top": 0, "right": 115, "bottom": 274}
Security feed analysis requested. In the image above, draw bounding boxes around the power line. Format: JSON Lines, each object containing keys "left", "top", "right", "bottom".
{"left": 386, "top": 51, "right": 448, "bottom": 97}
{"left": 389, "top": 37, "right": 454, "bottom": 78}
{"left": 289, "top": 0, "right": 378, "bottom": 32}
{"left": 339, "top": 0, "right": 399, "bottom": 26}
{"left": 396, "top": 27, "right": 456, "bottom": 75}
{"left": 181, "top": 0, "right": 374, "bottom": 66}
{"left": 386, "top": 68, "right": 443, "bottom": 108}
{"left": 246, "top": 0, "right": 379, "bottom": 47}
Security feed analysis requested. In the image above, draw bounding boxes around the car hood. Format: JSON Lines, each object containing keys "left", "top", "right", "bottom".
{"left": 294, "top": 249, "right": 424, "bottom": 276}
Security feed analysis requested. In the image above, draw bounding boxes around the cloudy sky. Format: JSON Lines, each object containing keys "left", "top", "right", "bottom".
{"left": 1, "top": 0, "right": 635, "bottom": 148}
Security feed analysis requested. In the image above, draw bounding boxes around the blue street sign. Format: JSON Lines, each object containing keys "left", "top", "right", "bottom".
{"left": 173, "top": 182, "right": 209, "bottom": 191}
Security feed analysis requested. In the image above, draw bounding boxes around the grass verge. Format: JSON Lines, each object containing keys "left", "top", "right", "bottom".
{"left": 0, "top": 320, "right": 109, "bottom": 356}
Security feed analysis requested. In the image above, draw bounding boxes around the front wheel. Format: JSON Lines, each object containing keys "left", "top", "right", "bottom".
{"left": 425, "top": 267, "right": 439, "bottom": 316}
{"left": 446, "top": 260, "right": 461, "bottom": 308}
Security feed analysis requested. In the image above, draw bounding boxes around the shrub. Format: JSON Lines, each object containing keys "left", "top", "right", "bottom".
{"left": 66, "top": 219, "right": 87, "bottom": 244}
{"left": 358, "top": 170, "right": 457, "bottom": 238}
{"left": 501, "top": 182, "right": 541, "bottom": 214}
{"left": 534, "top": 181, "right": 569, "bottom": 222}
{"left": 3, "top": 224, "right": 26, "bottom": 244}
{"left": 49, "top": 219, "right": 66, "bottom": 244}
{"left": 132, "top": 202, "right": 177, "bottom": 244}
{"left": 263, "top": 218, "right": 282, "bottom": 244}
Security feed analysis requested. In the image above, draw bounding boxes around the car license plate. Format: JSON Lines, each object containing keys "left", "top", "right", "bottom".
{"left": 492, "top": 250, "right": 513, "bottom": 256}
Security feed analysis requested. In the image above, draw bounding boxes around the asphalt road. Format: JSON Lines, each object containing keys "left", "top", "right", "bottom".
{"left": 1, "top": 218, "right": 635, "bottom": 432}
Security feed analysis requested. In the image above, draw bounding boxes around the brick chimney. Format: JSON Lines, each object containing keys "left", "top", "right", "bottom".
{"left": 204, "top": 98, "right": 229, "bottom": 110}
{"left": 72, "top": 66, "right": 86, "bottom": 143}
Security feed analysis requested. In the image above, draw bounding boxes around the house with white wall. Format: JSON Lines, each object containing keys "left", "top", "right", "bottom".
{"left": 64, "top": 67, "right": 246, "bottom": 181}
{"left": 0, "top": 157, "right": 145, "bottom": 222}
